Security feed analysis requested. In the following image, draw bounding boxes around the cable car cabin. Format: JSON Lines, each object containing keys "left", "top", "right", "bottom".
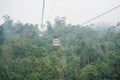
{"left": 39, "top": 34, "right": 43, "bottom": 38}
{"left": 53, "top": 39, "right": 60, "bottom": 46}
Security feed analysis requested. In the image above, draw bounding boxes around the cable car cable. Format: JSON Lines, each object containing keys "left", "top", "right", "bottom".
{"left": 80, "top": 5, "right": 120, "bottom": 26}
{"left": 47, "top": 0, "right": 57, "bottom": 20}
{"left": 39, "top": 0, "right": 45, "bottom": 37}
{"left": 41, "top": 0, "right": 45, "bottom": 29}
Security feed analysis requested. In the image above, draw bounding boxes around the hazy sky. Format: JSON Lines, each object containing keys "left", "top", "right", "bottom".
{"left": 0, "top": 0, "right": 120, "bottom": 25}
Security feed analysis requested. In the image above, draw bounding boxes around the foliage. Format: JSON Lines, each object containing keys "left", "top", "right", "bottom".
{"left": 0, "top": 16, "right": 120, "bottom": 80}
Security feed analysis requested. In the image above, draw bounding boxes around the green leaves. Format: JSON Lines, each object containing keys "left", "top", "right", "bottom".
{"left": 0, "top": 25, "right": 4, "bottom": 45}
{"left": 0, "top": 15, "right": 120, "bottom": 80}
{"left": 79, "top": 64, "right": 100, "bottom": 80}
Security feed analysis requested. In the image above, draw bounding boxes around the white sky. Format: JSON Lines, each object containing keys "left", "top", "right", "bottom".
{"left": 0, "top": 0, "right": 120, "bottom": 25}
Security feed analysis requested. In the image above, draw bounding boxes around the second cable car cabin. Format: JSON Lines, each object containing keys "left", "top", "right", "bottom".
{"left": 39, "top": 34, "right": 43, "bottom": 38}
{"left": 53, "top": 39, "right": 60, "bottom": 46}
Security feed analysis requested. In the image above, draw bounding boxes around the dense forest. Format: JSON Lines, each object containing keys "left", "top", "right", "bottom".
{"left": 0, "top": 15, "right": 120, "bottom": 80}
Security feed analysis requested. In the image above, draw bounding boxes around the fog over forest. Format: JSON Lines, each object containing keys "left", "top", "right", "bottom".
{"left": 0, "top": 15, "right": 120, "bottom": 80}
{"left": 0, "top": 0, "right": 120, "bottom": 80}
